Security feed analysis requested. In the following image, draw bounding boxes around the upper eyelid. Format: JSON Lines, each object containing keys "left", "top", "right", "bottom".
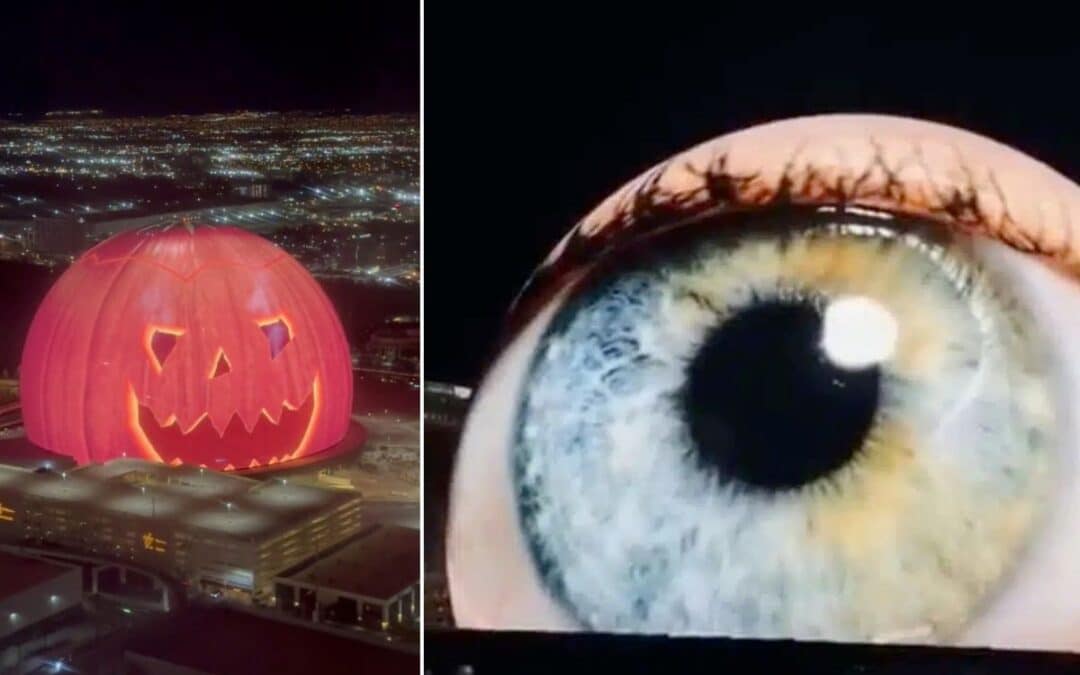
{"left": 508, "top": 115, "right": 1080, "bottom": 330}
{"left": 577, "top": 115, "right": 1078, "bottom": 260}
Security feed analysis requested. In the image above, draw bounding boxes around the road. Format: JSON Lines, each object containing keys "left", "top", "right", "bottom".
{"left": 360, "top": 500, "right": 418, "bottom": 530}
{"left": 3, "top": 599, "right": 163, "bottom": 674}
{"left": 354, "top": 413, "right": 419, "bottom": 447}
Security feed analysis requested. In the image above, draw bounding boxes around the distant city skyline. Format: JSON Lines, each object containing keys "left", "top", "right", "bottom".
{"left": 0, "top": 111, "right": 419, "bottom": 285}
{"left": 2, "top": 108, "right": 421, "bottom": 121}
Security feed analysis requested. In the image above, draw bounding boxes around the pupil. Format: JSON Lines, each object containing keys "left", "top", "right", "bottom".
{"left": 681, "top": 300, "right": 880, "bottom": 490}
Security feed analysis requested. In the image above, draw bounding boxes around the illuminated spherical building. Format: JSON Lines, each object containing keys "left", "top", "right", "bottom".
{"left": 19, "top": 223, "right": 354, "bottom": 471}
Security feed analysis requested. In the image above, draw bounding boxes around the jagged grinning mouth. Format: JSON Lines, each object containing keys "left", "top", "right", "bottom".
{"left": 126, "top": 376, "right": 321, "bottom": 470}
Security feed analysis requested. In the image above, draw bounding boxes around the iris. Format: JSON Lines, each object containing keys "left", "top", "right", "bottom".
{"left": 513, "top": 211, "right": 1054, "bottom": 640}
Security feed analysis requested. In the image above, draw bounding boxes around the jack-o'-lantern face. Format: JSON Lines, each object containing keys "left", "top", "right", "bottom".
{"left": 20, "top": 224, "right": 353, "bottom": 470}
{"left": 131, "top": 314, "right": 320, "bottom": 469}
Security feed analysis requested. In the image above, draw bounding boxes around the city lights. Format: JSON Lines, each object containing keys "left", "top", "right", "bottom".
{"left": 0, "top": 113, "right": 418, "bottom": 286}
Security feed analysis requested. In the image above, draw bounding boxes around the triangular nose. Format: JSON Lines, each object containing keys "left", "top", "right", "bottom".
{"left": 211, "top": 350, "right": 231, "bottom": 378}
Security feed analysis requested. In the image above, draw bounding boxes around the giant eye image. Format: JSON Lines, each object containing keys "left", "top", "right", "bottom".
{"left": 445, "top": 115, "right": 1080, "bottom": 651}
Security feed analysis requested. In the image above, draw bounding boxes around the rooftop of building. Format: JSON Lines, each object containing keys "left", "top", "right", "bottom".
{"left": 124, "top": 604, "right": 416, "bottom": 675}
{"left": 0, "top": 457, "right": 361, "bottom": 542}
{"left": 422, "top": 381, "right": 472, "bottom": 400}
{"left": 366, "top": 328, "right": 419, "bottom": 343}
{"left": 277, "top": 524, "right": 418, "bottom": 601}
{"left": 0, "top": 435, "right": 78, "bottom": 472}
{"left": 368, "top": 315, "right": 420, "bottom": 340}
{"left": 0, "top": 551, "right": 76, "bottom": 602}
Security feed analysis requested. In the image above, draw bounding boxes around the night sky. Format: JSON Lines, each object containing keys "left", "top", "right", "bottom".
{"left": 0, "top": 3, "right": 418, "bottom": 115}
{"left": 424, "top": 10, "right": 1079, "bottom": 385}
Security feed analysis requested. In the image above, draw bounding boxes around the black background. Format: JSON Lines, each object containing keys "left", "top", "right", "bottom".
{"left": 424, "top": 9, "right": 1080, "bottom": 386}
{"left": 0, "top": 2, "right": 418, "bottom": 115}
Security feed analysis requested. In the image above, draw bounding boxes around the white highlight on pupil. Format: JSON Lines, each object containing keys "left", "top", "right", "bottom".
{"left": 821, "top": 295, "right": 899, "bottom": 369}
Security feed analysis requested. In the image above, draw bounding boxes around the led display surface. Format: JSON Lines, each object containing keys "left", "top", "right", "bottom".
{"left": 20, "top": 223, "right": 353, "bottom": 471}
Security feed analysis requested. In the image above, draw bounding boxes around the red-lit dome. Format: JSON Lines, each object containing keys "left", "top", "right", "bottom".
{"left": 19, "top": 224, "right": 354, "bottom": 470}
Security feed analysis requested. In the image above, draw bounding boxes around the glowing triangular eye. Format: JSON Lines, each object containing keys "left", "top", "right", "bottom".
{"left": 150, "top": 331, "right": 178, "bottom": 370}
{"left": 211, "top": 351, "right": 231, "bottom": 378}
{"left": 260, "top": 319, "right": 291, "bottom": 359}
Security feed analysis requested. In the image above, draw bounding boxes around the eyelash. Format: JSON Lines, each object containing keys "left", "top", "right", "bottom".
{"left": 600, "top": 151, "right": 1025, "bottom": 247}
{"left": 510, "top": 147, "right": 1066, "bottom": 338}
